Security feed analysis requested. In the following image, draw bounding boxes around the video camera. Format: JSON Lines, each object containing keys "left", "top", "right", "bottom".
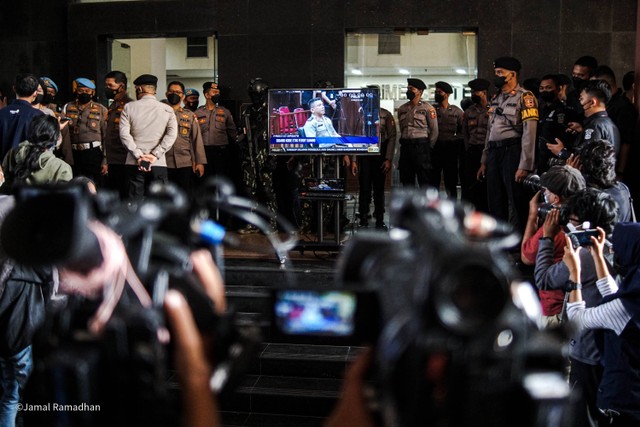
{"left": 0, "top": 180, "right": 278, "bottom": 427}
{"left": 273, "top": 189, "right": 572, "bottom": 427}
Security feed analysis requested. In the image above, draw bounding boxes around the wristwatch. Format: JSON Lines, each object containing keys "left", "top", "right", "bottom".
{"left": 565, "top": 280, "right": 582, "bottom": 291}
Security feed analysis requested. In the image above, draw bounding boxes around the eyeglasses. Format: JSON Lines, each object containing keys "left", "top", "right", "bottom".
{"left": 167, "top": 90, "right": 184, "bottom": 96}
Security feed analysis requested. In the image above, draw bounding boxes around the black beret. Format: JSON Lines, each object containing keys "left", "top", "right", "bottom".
{"left": 468, "top": 78, "right": 490, "bottom": 91}
{"left": 407, "top": 78, "right": 427, "bottom": 91}
{"left": 435, "top": 81, "right": 453, "bottom": 94}
{"left": 133, "top": 74, "right": 158, "bottom": 86}
{"left": 202, "top": 81, "right": 218, "bottom": 92}
{"left": 493, "top": 57, "right": 522, "bottom": 72}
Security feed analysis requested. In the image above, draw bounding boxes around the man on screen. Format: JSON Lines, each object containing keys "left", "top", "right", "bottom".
{"left": 303, "top": 98, "right": 340, "bottom": 138}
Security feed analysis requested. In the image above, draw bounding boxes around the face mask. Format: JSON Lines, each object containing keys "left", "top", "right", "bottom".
{"left": 167, "top": 93, "right": 181, "bottom": 106}
{"left": 471, "top": 94, "right": 482, "bottom": 104}
{"left": 77, "top": 93, "right": 92, "bottom": 104}
{"left": 104, "top": 88, "right": 118, "bottom": 100}
{"left": 42, "top": 93, "right": 54, "bottom": 105}
{"left": 406, "top": 90, "right": 416, "bottom": 101}
{"left": 572, "top": 77, "right": 586, "bottom": 91}
{"left": 32, "top": 94, "right": 44, "bottom": 105}
{"left": 493, "top": 76, "right": 507, "bottom": 88}
{"left": 184, "top": 101, "right": 198, "bottom": 112}
{"left": 540, "top": 91, "right": 556, "bottom": 103}
{"left": 211, "top": 94, "right": 220, "bottom": 104}
{"left": 434, "top": 93, "right": 445, "bottom": 104}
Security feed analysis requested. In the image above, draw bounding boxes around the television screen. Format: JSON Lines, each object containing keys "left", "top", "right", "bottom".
{"left": 268, "top": 87, "right": 381, "bottom": 155}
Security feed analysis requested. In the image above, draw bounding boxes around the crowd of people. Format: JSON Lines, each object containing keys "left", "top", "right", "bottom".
{"left": 0, "top": 52, "right": 638, "bottom": 426}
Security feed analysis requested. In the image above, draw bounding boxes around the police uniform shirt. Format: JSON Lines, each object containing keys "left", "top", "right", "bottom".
{"left": 538, "top": 99, "right": 579, "bottom": 147}
{"left": 195, "top": 105, "right": 237, "bottom": 147}
{"left": 397, "top": 100, "right": 439, "bottom": 144}
{"left": 482, "top": 85, "right": 538, "bottom": 171}
{"left": 105, "top": 94, "right": 133, "bottom": 165}
{"left": 62, "top": 100, "right": 108, "bottom": 146}
{"left": 435, "top": 103, "right": 464, "bottom": 142}
{"left": 165, "top": 107, "right": 207, "bottom": 169}
{"left": 462, "top": 103, "right": 489, "bottom": 147}
{"left": 303, "top": 115, "right": 339, "bottom": 137}
{"left": 575, "top": 111, "right": 621, "bottom": 155}
{"left": 379, "top": 108, "right": 397, "bottom": 160}
{"left": 119, "top": 94, "right": 178, "bottom": 167}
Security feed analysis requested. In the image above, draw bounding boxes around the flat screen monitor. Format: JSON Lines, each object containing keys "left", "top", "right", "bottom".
{"left": 268, "top": 88, "right": 380, "bottom": 155}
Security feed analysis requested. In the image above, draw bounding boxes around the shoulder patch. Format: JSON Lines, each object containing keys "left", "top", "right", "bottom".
{"left": 429, "top": 108, "right": 436, "bottom": 120}
{"left": 520, "top": 91, "right": 539, "bottom": 122}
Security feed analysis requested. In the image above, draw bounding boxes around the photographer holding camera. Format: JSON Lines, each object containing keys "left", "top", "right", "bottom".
{"left": 564, "top": 222, "right": 640, "bottom": 426}
{"left": 521, "top": 166, "right": 586, "bottom": 325}
{"left": 534, "top": 187, "right": 618, "bottom": 427}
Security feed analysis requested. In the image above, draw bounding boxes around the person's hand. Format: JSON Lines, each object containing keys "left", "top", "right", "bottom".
{"left": 476, "top": 163, "right": 486, "bottom": 181}
{"left": 342, "top": 155, "right": 351, "bottom": 168}
{"left": 515, "top": 168, "right": 528, "bottom": 183}
{"left": 101, "top": 163, "right": 108, "bottom": 176}
{"left": 542, "top": 208, "right": 561, "bottom": 238}
{"left": 381, "top": 159, "right": 391, "bottom": 174}
{"left": 0, "top": 166, "right": 5, "bottom": 186}
{"left": 143, "top": 153, "right": 158, "bottom": 164}
{"left": 567, "top": 122, "right": 583, "bottom": 134}
{"left": 547, "top": 139, "right": 564, "bottom": 156}
{"left": 566, "top": 154, "right": 581, "bottom": 170}
{"left": 193, "top": 163, "right": 205, "bottom": 177}
{"left": 351, "top": 161, "right": 358, "bottom": 176}
{"left": 563, "top": 234, "right": 581, "bottom": 280}
{"left": 58, "top": 116, "right": 70, "bottom": 131}
{"left": 529, "top": 191, "right": 541, "bottom": 219}
{"left": 0, "top": 96, "right": 6, "bottom": 109}
{"left": 190, "top": 249, "right": 227, "bottom": 315}
{"left": 588, "top": 227, "right": 607, "bottom": 260}
{"left": 324, "top": 348, "right": 375, "bottom": 427}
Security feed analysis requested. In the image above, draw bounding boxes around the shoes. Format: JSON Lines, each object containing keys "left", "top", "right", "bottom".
{"left": 375, "top": 221, "right": 388, "bottom": 230}
{"left": 238, "top": 224, "right": 259, "bottom": 235}
{"left": 358, "top": 219, "right": 369, "bottom": 228}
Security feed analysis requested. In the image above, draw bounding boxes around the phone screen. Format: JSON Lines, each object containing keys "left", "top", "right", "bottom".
{"left": 274, "top": 290, "right": 356, "bottom": 336}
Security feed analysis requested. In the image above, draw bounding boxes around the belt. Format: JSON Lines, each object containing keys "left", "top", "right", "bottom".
{"left": 400, "top": 137, "right": 429, "bottom": 146}
{"left": 206, "top": 145, "right": 228, "bottom": 151}
{"left": 72, "top": 141, "right": 101, "bottom": 151}
{"left": 488, "top": 137, "right": 520, "bottom": 149}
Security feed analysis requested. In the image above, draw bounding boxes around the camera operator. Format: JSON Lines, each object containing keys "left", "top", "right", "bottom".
{"left": 521, "top": 166, "right": 586, "bottom": 324}
{"left": 564, "top": 222, "right": 640, "bottom": 426}
{"left": 534, "top": 188, "right": 618, "bottom": 427}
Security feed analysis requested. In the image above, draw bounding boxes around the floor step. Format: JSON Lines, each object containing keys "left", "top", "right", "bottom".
{"left": 221, "top": 411, "right": 324, "bottom": 427}
{"left": 256, "top": 343, "right": 362, "bottom": 378}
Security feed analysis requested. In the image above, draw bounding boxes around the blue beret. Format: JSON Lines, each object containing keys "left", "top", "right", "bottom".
{"left": 41, "top": 77, "right": 58, "bottom": 93}
{"left": 75, "top": 78, "right": 95, "bottom": 90}
{"left": 185, "top": 88, "right": 200, "bottom": 97}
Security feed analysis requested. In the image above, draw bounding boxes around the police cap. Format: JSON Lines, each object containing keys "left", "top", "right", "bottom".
{"left": 185, "top": 88, "right": 200, "bottom": 98}
{"left": 468, "top": 78, "right": 490, "bottom": 91}
{"left": 202, "top": 81, "right": 218, "bottom": 92}
{"left": 133, "top": 74, "right": 158, "bottom": 87}
{"left": 493, "top": 57, "right": 522, "bottom": 72}
{"left": 41, "top": 77, "right": 58, "bottom": 93}
{"left": 435, "top": 81, "right": 453, "bottom": 94}
{"left": 75, "top": 78, "right": 95, "bottom": 90}
{"left": 407, "top": 78, "right": 427, "bottom": 91}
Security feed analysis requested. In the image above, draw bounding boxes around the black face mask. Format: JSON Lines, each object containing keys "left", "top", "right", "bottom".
{"left": 184, "top": 101, "right": 198, "bottom": 112}
{"left": 406, "top": 90, "right": 416, "bottom": 101}
{"left": 572, "top": 77, "right": 586, "bottom": 91}
{"left": 434, "top": 93, "right": 445, "bottom": 104}
{"left": 104, "top": 88, "right": 118, "bottom": 100}
{"left": 77, "top": 93, "right": 92, "bottom": 104}
{"left": 166, "top": 93, "right": 181, "bottom": 106}
{"left": 31, "top": 94, "right": 44, "bottom": 105}
{"left": 471, "top": 94, "right": 482, "bottom": 104}
{"left": 42, "top": 93, "right": 54, "bottom": 105}
{"left": 211, "top": 94, "right": 220, "bottom": 104}
{"left": 540, "top": 91, "right": 556, "bottom": 103}
{"left": 493, "top": 76, "right": 507, "bottom": 88}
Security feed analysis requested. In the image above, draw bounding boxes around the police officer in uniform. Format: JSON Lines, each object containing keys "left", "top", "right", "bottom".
{"left": 104, "top": 70, "right": 133, "bottom": 199}
{"left": 477, "top": 57, "right": 538, "bottom": 233}
{"left": 164, "top": 81, "right": 206, "bottom": 196}
{"left": 195, "top": 81, "right": 237, "bottom": 183}
{"left": 184, "top": 88, "right": 200, "bottom": 112}
{"left": 397, "top": 78, "right": 438, "bottom": 187}
{"left": 119, "top": 74, "right": 177, "bottom": 200}
{"left": 40, "top": 77, "right": 61, "bottom": 114}
{"left": 462, "top": 78, "right": 490, "bottom": 212}
{"left": 430, "top": 81, "right": 464, "bottom": 197}
{"left": 62, "top": 77, "right": 108, "bottom": 185}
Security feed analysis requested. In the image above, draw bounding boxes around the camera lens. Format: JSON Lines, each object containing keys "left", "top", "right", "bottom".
{"left": 521, "top": 174, "right": 542, "bottom": 192}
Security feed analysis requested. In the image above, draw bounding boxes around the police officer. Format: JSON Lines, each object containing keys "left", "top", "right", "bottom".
{"left": 195, "top": 81, "right": 237, "bottom": 182}
{"left": 164, "top": 81, "right": 206, "bottom": 196}
{"left": 430, "top": 81, "right": 463, "bottom": 197}
{"left": 62, "top": 77, "right": 108, "bottom": 184}
{"left": 184, "top": 88, "right": 200, "bottom": 112}
{"left": 462, "top": 78, "right": 490, "bottom": 211}
{"left": 397, "top": 78, "right": 438, "bottom": 187}
{"left": 477, "top": 57, "right": 538, "bottom": 233}
{"left": 352, "top": 104, "right": 396, "bottom": 229}
{"left": 119, "top": 74, "right": 177, "bottom": 200}
{"left": 40, "top": 77, "right": 60, "bottom": 114}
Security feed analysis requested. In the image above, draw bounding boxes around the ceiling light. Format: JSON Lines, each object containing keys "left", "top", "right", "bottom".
{"left": 455, "top": 69, "right": 467, "bottom": 75}
{"left": 399, "top": 69, "right": 410, "bottom": 75}
{"left": 352, "top": 69, "right": 363, "bottom": 75}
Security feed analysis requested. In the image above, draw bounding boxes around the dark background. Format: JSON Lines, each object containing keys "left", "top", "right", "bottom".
{"left": 0, "top": 0, "right": 636, "bottom": 109}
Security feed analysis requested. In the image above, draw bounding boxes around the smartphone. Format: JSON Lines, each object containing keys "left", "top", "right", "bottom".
{"left": 60, "top": 117, "right": 72, "bottom": 122}
{"left": 567, "top": 229, "right": 599, "bottom": 248}
{"left": 271, "top": 289, "right": 380, "bottom": 345}
{"left": 140, "top": 160, "right": 151, "bottom": 170}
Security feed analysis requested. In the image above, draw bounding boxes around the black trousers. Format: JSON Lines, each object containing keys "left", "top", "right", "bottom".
{"left": 358, "top": 154, "right": 385, "bottom": 221}
{"left": 106, "top": 163, "right": 129, "bottom": 201}
{"left": 398, "top": 139, "right": 430, "bottom": 187}
{"left": 127, "top": 165, "right": 168, "bottom": 201}
{"left": 168, "top": 166, "right": 194, "bottom": 197}
{"left": 429, "top": 139, "right": 460, "bottom": 198}
{"left": 203, "top": 145, "right": 232, "bottom": 183}
{"left": 461, "top": 144, "right": 488, "bottom": 212}
{"left": 569, "top": 358, "right": 605, "bottom": 427}
{"left": 485, "top": 141, "right": 528, "bottom": 233}
{"left": 72, "top": 147, "right": 103, "bottom": 186}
